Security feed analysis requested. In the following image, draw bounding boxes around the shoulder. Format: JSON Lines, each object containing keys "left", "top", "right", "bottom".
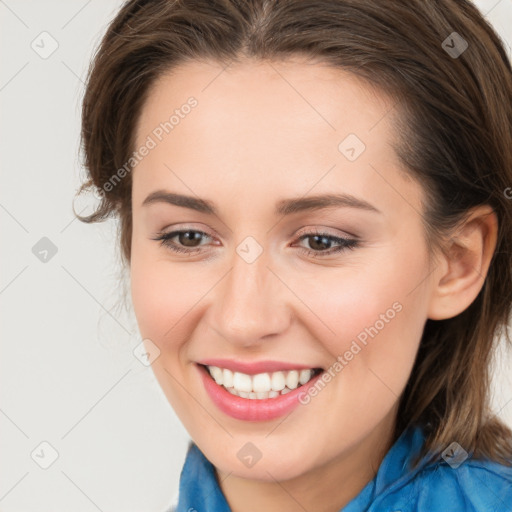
{"left": 375, "top": 457, "right": 512, "bottom": 512}
{"left": 421, "top": 459, "right": 512, "bottom": 511}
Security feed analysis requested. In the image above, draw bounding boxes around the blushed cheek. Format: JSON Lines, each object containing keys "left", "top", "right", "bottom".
{"left": 130, "top": 254, "right": 197, "bottom": 352}
{"left": 291, "top": 253, "right": 428, "bottom": 390}
{"left": 282, "top": 267, "right": 393, "bottom": 355}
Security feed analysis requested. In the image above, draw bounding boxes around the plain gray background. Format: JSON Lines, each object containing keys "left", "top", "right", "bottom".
{"left": 1, "top": 1, "right": 511, "bottom": 510}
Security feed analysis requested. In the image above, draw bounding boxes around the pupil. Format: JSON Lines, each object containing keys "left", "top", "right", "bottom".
{"left": 310, "top": 235, "right": 330, "bottom": 251}
{"left": 179, "top": 231, "right": 201, "bottom": 247}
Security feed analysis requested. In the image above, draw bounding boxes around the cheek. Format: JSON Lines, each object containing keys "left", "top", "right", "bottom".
{"left": 289, "top": 243, "right": 429, "bottom": 400}
{"left": 129, "top": 249, "right": 206, "bottom": 417}
{"left": 130, "top": 248, "right": 200, "bottom": 348}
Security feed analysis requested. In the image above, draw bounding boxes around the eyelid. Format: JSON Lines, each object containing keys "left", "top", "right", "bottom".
{"left": 294, "top": 225, "right": 358, "bottom": 240}
{"left": 158, "top": 223, "right": 216, "bottom": 239}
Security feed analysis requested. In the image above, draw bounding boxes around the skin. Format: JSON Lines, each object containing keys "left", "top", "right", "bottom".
{"left": 129, "top": 58, "right": 497, "bottom": 512}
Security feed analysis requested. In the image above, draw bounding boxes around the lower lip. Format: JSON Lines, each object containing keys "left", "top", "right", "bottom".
{"left": 197, "top": 364, "right": 323, "bottom": 421}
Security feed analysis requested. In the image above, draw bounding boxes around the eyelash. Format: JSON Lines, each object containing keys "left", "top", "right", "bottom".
{"left": 152, "top": 229, "right": 359, "bottom": 258}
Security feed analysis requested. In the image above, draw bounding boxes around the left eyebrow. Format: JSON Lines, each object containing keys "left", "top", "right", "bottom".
{"left": 141, "top": 190, "right": 381, "bottom": 216}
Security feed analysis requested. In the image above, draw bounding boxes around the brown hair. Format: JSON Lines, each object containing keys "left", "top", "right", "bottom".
{"left": 76, "top": 0, "right": 512, "bottom": 468}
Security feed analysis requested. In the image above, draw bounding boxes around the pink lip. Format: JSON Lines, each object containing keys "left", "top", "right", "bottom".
{"left": 196, "top": 363, "right": 323, "bottom": 421}
{"left": 196, "top": 358, "right": 321, "bottom": 375}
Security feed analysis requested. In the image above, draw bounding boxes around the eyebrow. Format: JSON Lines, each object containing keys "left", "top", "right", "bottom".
{"left": 142, "top": 190, "right": 381, "bottom": 216}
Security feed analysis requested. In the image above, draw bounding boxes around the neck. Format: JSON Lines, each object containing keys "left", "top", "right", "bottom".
{"left": 217, "top": 407, "right": 398, "bottom": 512}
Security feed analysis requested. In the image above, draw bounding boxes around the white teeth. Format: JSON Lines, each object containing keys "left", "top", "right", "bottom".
{"left": 271, "top": 371, "right": 286, "bottom": 391}
{"left": 299, "top": 369, "right": 313, "bottom": 385}
{"left": 205, "top": 365, "right": 319, "bottom": 398}
{"left": 233, "top": 372, "right": 252, "bottom": 393}
{"left": 286, "top": 370, "right": 299, "bottom": 390}
{"left": 222, "top": 368, "right": 234, "bottom": 388}
{"left": 253, "top": 372, "right": 271, "bottom": 392}
{"left": 209, "top": 366, "right": 223, "bottom": 385}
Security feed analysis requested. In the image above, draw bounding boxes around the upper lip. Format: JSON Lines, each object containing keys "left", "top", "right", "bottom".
{"left": 196, "top": 358, "right": 322, "bottom": 375}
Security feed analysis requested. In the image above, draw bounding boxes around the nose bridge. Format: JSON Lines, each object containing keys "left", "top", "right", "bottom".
{"left": 211, "top": 243, "right": 289, "bottom": 345}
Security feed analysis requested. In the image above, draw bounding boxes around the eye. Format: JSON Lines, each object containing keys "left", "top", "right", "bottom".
{"left": 152, "top": 229, "right": 213, "bottom": 254}
{"left": 152, "top": 228, "right": 359, "bottom": 257}
{"left": 294, "top": 231, "right": 359, "bottom": 257}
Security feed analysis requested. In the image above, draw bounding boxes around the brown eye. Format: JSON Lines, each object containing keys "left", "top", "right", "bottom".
{"left": 295, "top": 232, "right": 359, "bottom": 257}
{"left": 306, "top": 234, "right": 335, "bottom": 251}
{"left": 177, "top": 231, "right": 204, "bottom": 247}
{"left": 152, "top": 229, "right": 213, "bottom": 254}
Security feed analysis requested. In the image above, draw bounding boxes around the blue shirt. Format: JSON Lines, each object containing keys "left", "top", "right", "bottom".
{"left": 168, "top": 424, "right": 512, "bottom": 511}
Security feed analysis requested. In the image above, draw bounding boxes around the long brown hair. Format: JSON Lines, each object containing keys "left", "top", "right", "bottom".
{"left": 76, "top": 0, "right": 512, "bottom": 468}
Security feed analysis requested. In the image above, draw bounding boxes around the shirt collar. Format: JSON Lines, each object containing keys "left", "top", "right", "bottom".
{"left": 175, "top": 441, "right": 231, "bottom": 512}
{"left": 342, "top": 423, "right": 430, "bottom": 511}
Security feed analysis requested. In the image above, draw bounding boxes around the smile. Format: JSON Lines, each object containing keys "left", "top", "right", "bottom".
{"left": 205, "top": 365, "right": 323, "bottom": 399}
{"left": 197, "top": 363, "right": 325, "bottom": 421}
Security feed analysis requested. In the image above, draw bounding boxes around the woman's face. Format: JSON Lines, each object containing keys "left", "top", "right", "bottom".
{"left": 130, "top": 59, "right": 438, "bottom": 481}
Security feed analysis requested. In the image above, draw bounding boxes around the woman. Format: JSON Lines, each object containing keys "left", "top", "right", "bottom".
{"left": 76, "top": 1, "right": 512, "bottom": 510}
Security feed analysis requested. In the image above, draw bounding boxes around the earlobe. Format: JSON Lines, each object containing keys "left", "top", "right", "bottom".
{"left": 427, "top": 206, "right": 498, "bottom": 321}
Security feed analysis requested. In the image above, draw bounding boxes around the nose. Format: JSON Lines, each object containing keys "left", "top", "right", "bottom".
{"left": 208, "top": 247, "right": 291, "bottom": 348}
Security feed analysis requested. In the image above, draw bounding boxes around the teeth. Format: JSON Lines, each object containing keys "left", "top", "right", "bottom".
{"left": 253, "top": 372, "right": 271, "bottom": 393}
{"left": 206, "top": 366, "right": 318, "bottom": 398}
{"left": 271, "top": 371, "right": 286, "bottom": 391}
{"left": 209, "top": 366, "right": 223, "bottom": 385}
{"left": 227, "top": 388, "right": 290, "bottom": 399}
{"left": 222, "top": 368, "right": 234, "bottom": 388}
{"left": 286, "top": 370, "right": 299, "bottom": 390}
{"left": 233, "top": 372, "right": 252, "bottom": 393}
{"left": 299, "top": 369, "right": 312, "bottom": 385}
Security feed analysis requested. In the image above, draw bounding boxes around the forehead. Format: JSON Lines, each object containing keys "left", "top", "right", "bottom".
{"left": 136, "top": 57, "right": 389, "bottom": 147}
{"left": 132, "top": 58, "right": 422, "bottom": 218}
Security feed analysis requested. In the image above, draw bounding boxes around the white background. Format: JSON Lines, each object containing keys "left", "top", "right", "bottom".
{"left": 1, "top": 1, "right": 511, "bottom": 510}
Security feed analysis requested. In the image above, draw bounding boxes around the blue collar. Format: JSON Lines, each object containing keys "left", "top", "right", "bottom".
{"left": 174, "top": 424, "right": 431, "bottom": 511}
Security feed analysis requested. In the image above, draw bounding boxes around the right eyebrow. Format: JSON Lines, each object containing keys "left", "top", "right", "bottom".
{"left": 142, "top": 190, "right": 217, "bottom": 214}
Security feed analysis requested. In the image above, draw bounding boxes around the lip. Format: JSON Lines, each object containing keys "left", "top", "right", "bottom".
{"left": 197, "top": 363, "right": 324, "bottom": 421}
{"left": 196, "top": 358, "right": 322, "bottom": 375}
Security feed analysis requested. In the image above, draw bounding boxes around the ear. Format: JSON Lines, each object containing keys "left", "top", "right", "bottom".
{"left": 427, "top": 205, "right": 498, "bottom": 320}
